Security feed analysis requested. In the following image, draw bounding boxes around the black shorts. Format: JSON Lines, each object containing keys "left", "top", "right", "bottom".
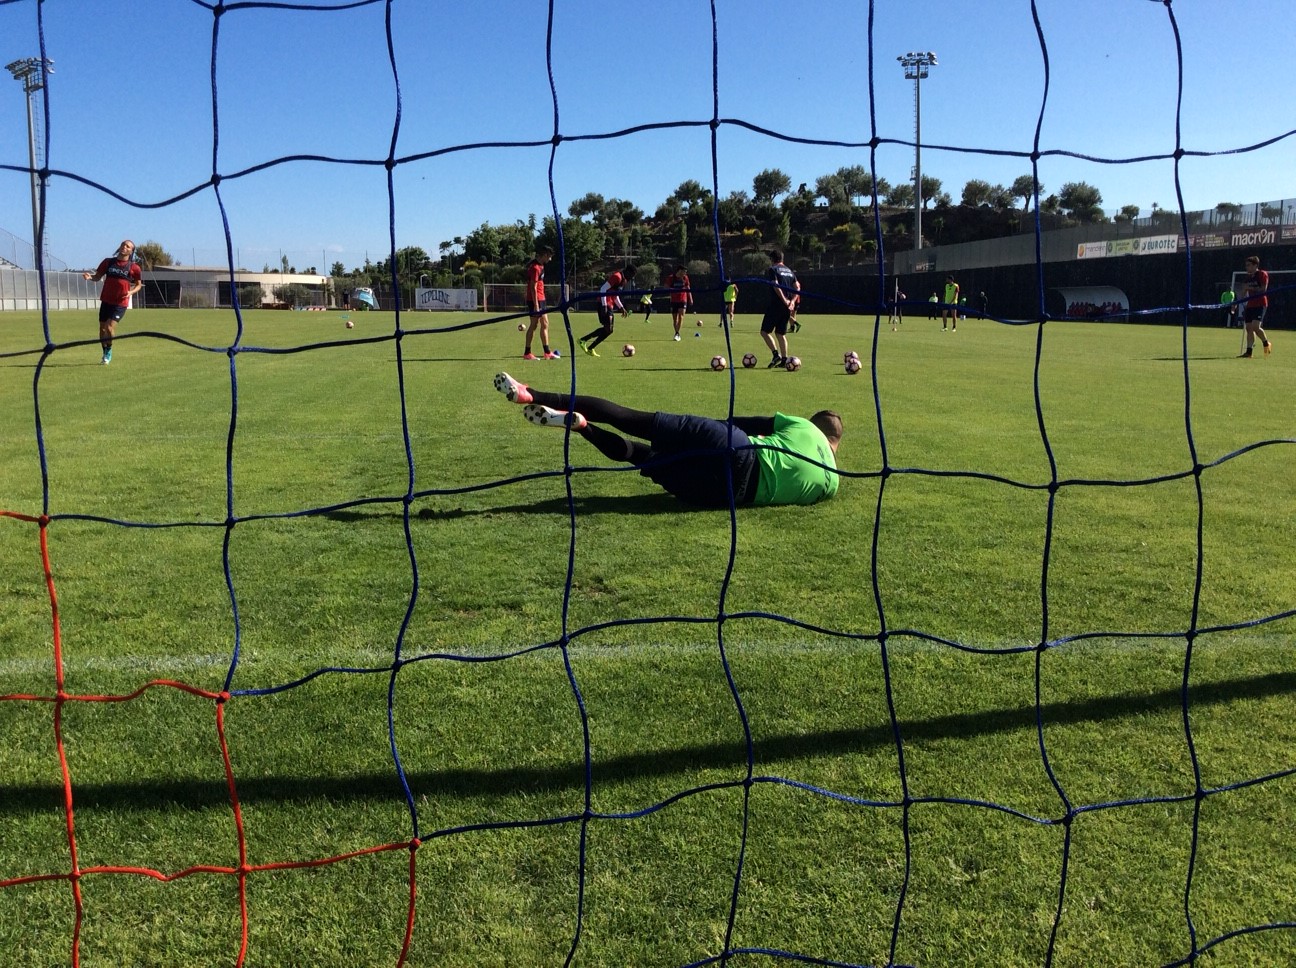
{"left": 99, "top": 302, "right": 128, "bottom": 323}
{"left": 761, "top": 307, "right": 791, "bottom": 335}
{"left": 1242, "top": 305, "right": 1267, "bottom": 325}
{"left": 639, "top": 413, "right": 758, "bottom": 508}
{"left": 597, "top": 305, "right": 617, "bottom": 329}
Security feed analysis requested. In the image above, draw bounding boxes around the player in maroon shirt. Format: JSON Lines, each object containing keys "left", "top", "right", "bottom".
{"left": 1239, "top": 254, "right": 1272, "bottom": 358}
{"left": 522, "top": 247, "right": 558, "bottom": 360}
{"left": 83, "top": 239, "right": 143, "bottom": 365}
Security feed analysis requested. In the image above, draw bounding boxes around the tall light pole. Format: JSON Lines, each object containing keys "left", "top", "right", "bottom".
{"left": 6, "top": 57, "right": 54, "bottom": 267}
{"left": 897, "top": 51, "right": 937, "bottom": 251}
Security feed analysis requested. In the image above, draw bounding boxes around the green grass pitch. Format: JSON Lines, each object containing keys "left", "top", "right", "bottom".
{"left": 1, "top": 306, "right": 1293, "bottom": 967}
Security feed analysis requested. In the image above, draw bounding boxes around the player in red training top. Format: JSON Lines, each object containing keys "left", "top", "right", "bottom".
{"left": 666, "top": 263, "right": 692, "bottom": 341}
{"left": 522, "top": 247, "right": 558, "bottom": 360}
{"left": 1239, "top": 254, "right": 1272, "bottom": 358}
{"left": 83, "top": 239, "right": 142, "bottom": 365}
{"left": 578, "top": 265, "right": 636, "bottom": 357}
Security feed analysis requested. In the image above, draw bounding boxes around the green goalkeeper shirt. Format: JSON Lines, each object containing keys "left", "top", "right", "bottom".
{"left": 750, "top": 413, "right": 839, "bottom": 506}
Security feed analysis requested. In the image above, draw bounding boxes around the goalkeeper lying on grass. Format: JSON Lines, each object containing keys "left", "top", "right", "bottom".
{"left": 494, "top": 372, "right": 841, "bottom": 508}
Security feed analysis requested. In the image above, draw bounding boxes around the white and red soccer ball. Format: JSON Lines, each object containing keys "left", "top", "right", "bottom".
{"left": 710, "top": 354, "right": 728, "bottom": 371}
{"left": 843, "top": 350, "right": 859, "bottom": 364}
{"left": 622, "top": 343, "right": 635, "bottom": 357}
{"left": 845, "top": 356, "right": 862, "bottom": 374}
{"left": 741, "top": 353, "right": 758, "bottom": 368}
{"left": 784, "top": 356, "right": 802, "bottom": 371}
{"left": 346, "top": 320, "right": 355, "bottom": 329}
{"left": 517, "top": 322, "right": 525, "bottom": 331}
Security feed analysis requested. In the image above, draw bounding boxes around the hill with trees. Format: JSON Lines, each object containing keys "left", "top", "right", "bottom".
{"left": 321, "top": 168, "right": 1238, "bottom": 295}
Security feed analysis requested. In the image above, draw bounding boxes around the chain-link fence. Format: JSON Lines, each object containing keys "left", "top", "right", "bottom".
{"left": 0, "top": 268, "right": 99, "bottom": 311}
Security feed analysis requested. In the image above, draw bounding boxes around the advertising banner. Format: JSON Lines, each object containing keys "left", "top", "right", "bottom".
{"left": 415, "top": 287, "right": 479, "bottom": 311}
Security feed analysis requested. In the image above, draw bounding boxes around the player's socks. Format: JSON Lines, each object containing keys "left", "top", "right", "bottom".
{"left": 102, "top": 348, "right": 112, "bottom": 365}
{"left": 523, "top": 404, "right": 587, "bottom": 430}
{"left": 493, "top": 372, "right": 533, "bottom": 404}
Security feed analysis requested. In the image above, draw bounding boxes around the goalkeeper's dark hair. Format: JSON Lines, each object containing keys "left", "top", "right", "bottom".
{"left": 810, "top": 410, "right": 843, "bottom": 445}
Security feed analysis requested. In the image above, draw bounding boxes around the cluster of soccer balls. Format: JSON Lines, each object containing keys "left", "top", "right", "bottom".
{"left": 720, "top": 354, "right": 802, "bottom": 371}
{"left": 844, "top": 350, "right": 861, "bottom": 374}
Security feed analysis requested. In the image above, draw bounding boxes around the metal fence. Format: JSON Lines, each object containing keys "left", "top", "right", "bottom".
{"left": 0, "top": 226, "right": 71, "bottom": 272}
{"left": 0, "top": 268, "right": 99, "bottom": 311}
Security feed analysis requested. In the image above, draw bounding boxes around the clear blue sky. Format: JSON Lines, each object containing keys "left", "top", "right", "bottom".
{"left": 1, "top": 0, "right": 1293, "bottom": 271}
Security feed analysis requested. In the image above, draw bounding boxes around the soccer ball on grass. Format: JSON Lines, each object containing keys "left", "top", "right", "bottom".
{"left": 710, "top": 355, "right": 728, "bottom": 371}
{"left": 784, "top": 356, "right": 802, "bottom": 371}
{"left": 622, "top": 344, "right": 635, "bottom": 357}
{"left": 741, "top": 353, "right": 758, "bottom": 368}
{"left": 845, "top": 356, "right": 862, "bottom": 374}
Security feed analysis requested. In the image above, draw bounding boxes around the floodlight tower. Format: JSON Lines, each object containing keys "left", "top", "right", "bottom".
{"left": 6, "top": 56, "right": 54, "bottom": 267}
{"left": 897, "top": 51, "right": 937, "bottom": 251}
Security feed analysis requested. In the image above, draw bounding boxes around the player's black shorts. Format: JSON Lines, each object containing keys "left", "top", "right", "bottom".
{"left": 99, "top": 302, "right": 128, "bottom": 323}
{"left": 760, "top": 307, "right": 791, "bottom": 335}
{"left": 529, "top": 302, "right": 547, "bottom": 319}
{"left": 1242, "top": 305, "right": 1267, "bottom": 325}
{"left": 597, "top": 305, "right": 616, "bottom": 330}
{"left": 639, "top": 413, "right": 759, "bottom": 508}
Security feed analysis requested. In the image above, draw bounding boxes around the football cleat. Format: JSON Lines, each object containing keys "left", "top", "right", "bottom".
{"left": 493, "top": 372, "right": 533, "bottom": 403}
{"left": 523, "top": 404, "right": 586, "bottom": 430}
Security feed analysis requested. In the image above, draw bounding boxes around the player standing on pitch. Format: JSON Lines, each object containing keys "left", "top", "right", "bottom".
{"left": 1238, "top": 255, "right": 1272, "bottom": 358}
{"left": 522, "top": 247, "right": 558, "bottom": 360}
{"left": 83, "top": 239, "right": 143, "bottom": 365}
{"left": 941, "top": 275, "right": 960, "bottom": 332}
{"left": 760, "top": 250, "right": 798, "bottom": 368}
{"left": 666, "top": 263, "right": 692, "bottom": 341}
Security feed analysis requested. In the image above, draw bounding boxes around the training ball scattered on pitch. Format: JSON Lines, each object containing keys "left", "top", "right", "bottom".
{"left": 845, "top": 356, "right": 862, "bottom": 375}
{"left": 696, "top": 318, "right": 704, "bottom": 327}
{"left": 710, "top": 355, "right": 728, "bottom": 371}
{"left": 622, "top": 343, "right": 635, "bottom": 357}
{"left": 784, "top": 356, "right": 802, "bottom": 371}
{"left": 742, "top": 352, "right": 758, "bottom": 368}
{"left": 517, "top": 323, "right": 525, "bottom": 331}
{"left": 345, "top": 320, "right": 354, "bottom": 329}
{"left": 843, "top": 350, "right": 859, "bottom": 363}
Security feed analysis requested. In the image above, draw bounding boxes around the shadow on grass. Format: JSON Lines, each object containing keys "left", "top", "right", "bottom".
{"left": 320, "top": 493, "right": 700, "bottom": 522}
{"left": 3, "top": 671, "right": 1293, "bottom": 814}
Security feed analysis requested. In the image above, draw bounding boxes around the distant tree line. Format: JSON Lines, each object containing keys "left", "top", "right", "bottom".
{"left": 136, "top": 166, "right": 1269, "bottom": 299}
